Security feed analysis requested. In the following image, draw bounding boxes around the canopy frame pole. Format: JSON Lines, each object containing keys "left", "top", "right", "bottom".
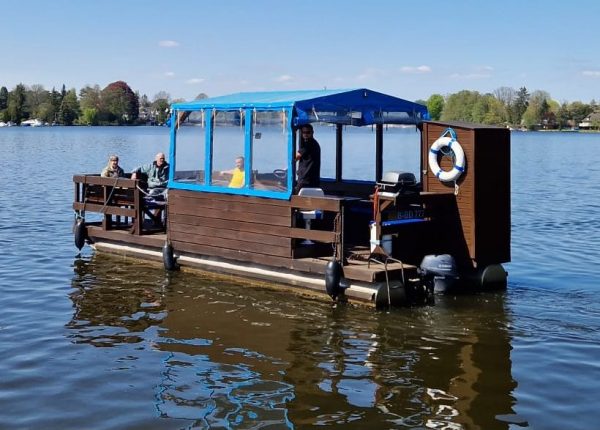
{"left": 335, "top": 124, "right": 343, "bottom": 182}
{"left": 375, "top": 123, "right": 383, "bottom": 181}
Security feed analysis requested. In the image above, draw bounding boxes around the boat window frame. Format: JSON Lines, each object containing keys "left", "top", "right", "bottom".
{"left": 168, "top": 107, "right": 294, "bottom": 200}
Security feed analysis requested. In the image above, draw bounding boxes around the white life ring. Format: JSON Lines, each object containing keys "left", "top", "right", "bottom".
{"left": 428, "top": 136, "right": 465, "bottom": 182}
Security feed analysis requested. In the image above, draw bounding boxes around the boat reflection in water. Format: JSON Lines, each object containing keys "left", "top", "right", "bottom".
{"left": 68, "top": 253, "right": 520, "bottom": 429}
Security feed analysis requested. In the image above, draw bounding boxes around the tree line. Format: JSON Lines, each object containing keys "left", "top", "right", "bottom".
{"left": 419, "top": 87, "right": 599, "bottom": 130}
{"left": 1, "top": 81, "right": 598, "bottom": 129}
{"left": 0, "top": 81, "right": 207, "bottom": 126}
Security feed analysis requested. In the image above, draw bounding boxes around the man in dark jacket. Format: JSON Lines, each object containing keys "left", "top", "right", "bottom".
{"left": 131, "top": 152, "right": 169, "bottom": 193}
{"left": 295, "top": 124, "right": 321, "bottom": 193}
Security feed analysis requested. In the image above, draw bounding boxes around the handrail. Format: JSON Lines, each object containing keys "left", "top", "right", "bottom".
{"left": 72, "top": 174, "right": 147, "bottom": 235}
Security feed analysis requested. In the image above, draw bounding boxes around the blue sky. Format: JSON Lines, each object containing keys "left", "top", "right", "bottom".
{"left": 2, "top": 0, "right": 599, "bottom": 103}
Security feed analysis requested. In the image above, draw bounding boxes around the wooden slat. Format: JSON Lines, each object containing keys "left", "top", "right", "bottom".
{"left": 289, "top": 227, "right": 336, "bottom": 243}
{"left": 172, "top": 240, "right": 292, "bottom": 268}
{"left": 169, "top": 204, "right": 290, "bottom": 226}
{"left": 169, "top": 213, "right": 291, "bottom": 236}
{"left": 344, "top": 262, "right": 417, "bottom": 283}
{"left": 169, "top": 193, "right": 291, "bottom": 217}
{"left": 73, "top": 202, "right": 136, "bottom": 217}
{"left": 87, "top": 226, "right": 166, "bottom": 247}
{"left": 290, "top": 195, "right": 342, "bottom": 212}
{"left": 169, "top": 223, "right": 290, "bottom": 247}
{"left": 170, "top": 231, "right": 291, "bottom": 258}
{"left": 172, "top": 188, "right": 291, "bottom": 206}
{"left": 73, "top": 175, "right": 137, "bottom": 188}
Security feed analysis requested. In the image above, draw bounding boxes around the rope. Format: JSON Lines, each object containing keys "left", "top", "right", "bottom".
{"left": 98, "top": 176, "right": 121, "bottom": 214}
{"left": 331, "top": 212, "right": 341, "bottom": 261}
{"left": 372, "top": 185, "right": 380, "bottom": 220}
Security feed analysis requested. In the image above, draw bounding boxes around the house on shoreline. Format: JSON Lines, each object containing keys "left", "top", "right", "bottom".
{"left": 579, "top": 112, "right": 600, "bottom": 130}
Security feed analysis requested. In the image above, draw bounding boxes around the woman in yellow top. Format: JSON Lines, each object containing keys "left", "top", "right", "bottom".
{"left": 222, "top": 156, "right": 245, "bottom": 188}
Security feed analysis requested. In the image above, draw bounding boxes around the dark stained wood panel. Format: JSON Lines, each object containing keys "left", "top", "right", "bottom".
{"left": 87, "top": 226, "right": 166, "bottom": 248}
{"left": 173, "top": 240, "right": 292, "bottom": 269}
{"left": 169, "top": 223, "right": 291, "bottom": 249}
{"left": 173, "top": 188, "right": 291, "bottom": 206}
{"left": 169, "top": 193, "right": 291, "bottom": 217}
{"left": 170, "top": 213, "right": 291, "bottom": 236}
{"left": 421, "top": 121, "right": 510, "bottom": 267}
{"left": 170, "top": 203, "right": 291, "bottom": 226}
{"left": 170, "top": 230, "right": 291, "bottom": 258}
{"left": 168, "top": 189, "right": 293, "bottom": 264}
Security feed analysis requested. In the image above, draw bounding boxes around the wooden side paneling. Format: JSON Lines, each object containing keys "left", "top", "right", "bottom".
{"left": 421, "top": 122, "right": 510, "bottom": 267}
{"left": 168, "top": 190, "right": 293, "bottom": 263}
{"left": 473, "top": 128, "right": 511, "bottom": 264}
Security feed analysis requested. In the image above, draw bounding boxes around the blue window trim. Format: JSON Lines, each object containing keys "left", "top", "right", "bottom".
{"left": 168, "top": 107, "right": 293, "bottom": 200}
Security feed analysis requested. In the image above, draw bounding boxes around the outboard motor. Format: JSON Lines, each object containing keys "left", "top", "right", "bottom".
{"left": 419, "top": 254, "right": 460, "bottom": 293}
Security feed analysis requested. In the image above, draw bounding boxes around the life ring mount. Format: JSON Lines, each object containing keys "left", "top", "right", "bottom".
{"left": 428, "top": 128, "right": 465, "bottom": 183}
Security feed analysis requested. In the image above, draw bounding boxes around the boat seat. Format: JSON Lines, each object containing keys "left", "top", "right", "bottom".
{"left": 298, "top": 187, "right": 325, "bottom": 245}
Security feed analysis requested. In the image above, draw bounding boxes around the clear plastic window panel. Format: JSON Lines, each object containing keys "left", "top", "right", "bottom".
{"left": 250, "top": 110, "right": 288, "bottom": 192}
{"left": 342, "top": 126, "right": 376, "bottom": 181}
{"left": 211, "top": 110, "right": 245, "bottom": 187}
{"left": 173, "top": 110, "right": 206, "bottom": 184}
{"left": 381, "top": 125, "right": 420, "bottom": 179}
{"left": 313, "top": 124, "right": 335, "bottom": 180}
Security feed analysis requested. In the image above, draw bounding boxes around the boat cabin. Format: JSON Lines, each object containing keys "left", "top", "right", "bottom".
{"left": 73, "top": 88, "right": 511, "bottom": 307}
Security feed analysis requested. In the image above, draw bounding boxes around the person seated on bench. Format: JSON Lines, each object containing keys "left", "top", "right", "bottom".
{"left": 220, "top": 156, "right": 245, "bottom": 188}
{"left": 101, "top": 154, "right": 125, "bottom": 178}
{"left": 131, "top": 152, "right": 169, "bottom": 196}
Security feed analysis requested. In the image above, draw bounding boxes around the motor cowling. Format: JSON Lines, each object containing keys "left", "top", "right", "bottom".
{"left": 419, "top": 254, "right": 459, "bottom": 293}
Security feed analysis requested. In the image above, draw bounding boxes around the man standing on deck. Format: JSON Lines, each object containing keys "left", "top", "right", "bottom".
{"left": 295, "top": 124, "right": 321, "bottom": 193}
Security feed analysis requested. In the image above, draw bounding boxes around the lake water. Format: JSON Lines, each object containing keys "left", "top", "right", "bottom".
{"left": 0, "top": 127, "right": 599, "bottom": 430}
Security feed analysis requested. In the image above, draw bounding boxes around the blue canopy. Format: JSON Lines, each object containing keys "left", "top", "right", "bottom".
{"left": 171, "top": 88, "right": 428, "bottom": 126}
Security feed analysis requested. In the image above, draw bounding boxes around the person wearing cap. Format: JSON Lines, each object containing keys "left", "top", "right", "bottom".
{"left": 131, "top": 152, "right": 170, "bottom": 192}
{"left": 101, "top": 154, "right": 125, "bottom": 178}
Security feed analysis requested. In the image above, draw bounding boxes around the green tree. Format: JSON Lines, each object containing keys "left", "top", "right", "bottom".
{"left": 50, "top": 87, "right": 62, "bottom": 123}
{"left": 441, "top": 90, "right": 481, "bottom": 122}
{"left": 493, "top": 87, "right": 516, "bottom": 123}
{"left": 569, "top": 101, "right": 593, "bottom": 125}
{"left": 152, "top": 98, "right": 171, "bottom": 124}
{"left": 482, "top": 96, "right": 507, "bottom": 125}
{"left": 58, "top": 89, "right": 80, "bottom": 125}
{"left": 0, "top": 86, "right": 8, "bottom": 122}
{"left": 81, "top": 107, "right": 98, "bottom": 125}
{"left": 0, "top": 86, "right": 8, "bottom": 110}
{"left": 79, "top": 85, "right": 102, "bottom": 111}
{"left": 26, "top": 84, "right": 50, "bottom": 119}
{"left": 151, "top": 91, "right": 171, "bottom": 124}
{"left": 511, "top": 87, "right": 529, "bottom": 126}
{"left": 8, "top": 83, "right": 27, "bottom": 123}
{"left": 426, "top": 94, "right": 444, "bottom": 120}
{"left": 556, "top": 102, "right": 570, "bottom": 130}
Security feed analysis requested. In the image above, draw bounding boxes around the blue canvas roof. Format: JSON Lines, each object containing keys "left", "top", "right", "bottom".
{"left": 171, "top": 88, "right": 428, "bottom": 126}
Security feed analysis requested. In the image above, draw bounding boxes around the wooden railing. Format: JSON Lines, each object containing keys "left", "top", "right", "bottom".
{"left": 290, "top": 195, "right": 358, "bottom": 259}
{"left": 73, "top": 174, "right": 146, "bottom": 234}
